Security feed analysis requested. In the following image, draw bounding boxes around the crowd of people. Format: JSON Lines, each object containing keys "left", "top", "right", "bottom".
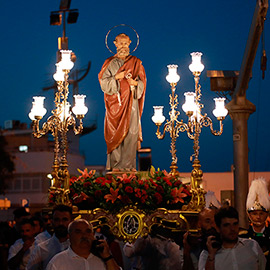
{"left": 0, "top": 177, "right": 269, "bottom": 270}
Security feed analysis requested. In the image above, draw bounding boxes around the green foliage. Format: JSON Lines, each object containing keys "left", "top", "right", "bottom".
{"left": 49, "top": 167, "right": 192, "bottom": 213}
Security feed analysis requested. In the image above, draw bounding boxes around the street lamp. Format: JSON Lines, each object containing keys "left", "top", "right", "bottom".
{"left": 152, "top": 52, "right": 228, "bottom": 184}
{"left": 29, "top": 50, "right": 88, "bottom": 205}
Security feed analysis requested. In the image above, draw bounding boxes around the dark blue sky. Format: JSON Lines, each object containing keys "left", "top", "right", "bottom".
{"left": 1, "top": 1, "right": 269, "bottom": 173}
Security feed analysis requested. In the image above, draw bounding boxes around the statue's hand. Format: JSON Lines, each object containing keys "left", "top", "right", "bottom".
{"left": 115, "top": 71, "right": 125, "bottom": 80}
{"left": 127, "top": 78, "right": 138, "bottom": 86}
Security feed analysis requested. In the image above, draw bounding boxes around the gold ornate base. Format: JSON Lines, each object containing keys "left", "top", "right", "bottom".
{"left": 73, "top": 206, "right": 200, "bottom": 243}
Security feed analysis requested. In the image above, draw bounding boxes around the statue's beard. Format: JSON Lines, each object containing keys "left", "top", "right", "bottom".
{"left": 117, "top": 47, "right": 130, "bottom": 58}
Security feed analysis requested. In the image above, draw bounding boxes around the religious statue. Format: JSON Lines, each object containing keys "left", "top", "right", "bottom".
{"left": 98, "top": 33, "right": 146, "bottom": 172}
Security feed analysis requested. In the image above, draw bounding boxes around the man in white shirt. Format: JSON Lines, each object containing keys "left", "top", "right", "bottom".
{"left": 8, "top": 218, "right": 36, "bottom": 270}
{"left": 34, "top": 212, "right": 53, "bottom": 246}
{"left": 27, "top": 205, "right": 73, "bottom": 270}
{"left": 123, "top": 225, "right": 182, "bottom": 270}
{"left": 46, "top": 219, "right": 121, "bottom": 270}
{"left": 198, "top": 206, "right": 266, "bottom": 270}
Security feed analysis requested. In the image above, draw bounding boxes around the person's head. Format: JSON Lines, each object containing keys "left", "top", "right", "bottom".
{"left": 246, "top": 177, "right": 270, "bottom": 230}
{"left": 52, "top": 204, "right": 73, "bottom": 239}
{"left": 68, "top": 219, "right": 94, "bottom": 254}
{"left": 248, "top": 210, "right": 269, "bottom": 229}
{"left": 20, "top": 218, "right": 35, "bottom": 242}
{"left": 215, "top": 206, "right": 239, "bottom": 244}
{"left": 13, "top": 207, "right": 31, "bottom": 229}
{"left": 198, "top": 208, "right": 217, "bottom": 232}
{"left": 114, "top": 33, "right": 131, "bottom": 59}
{"left": 31, "top": 216, "right": 44, "bottom": 236}
{"left": 41, "top": 212, "right": 53, "bottom": 234}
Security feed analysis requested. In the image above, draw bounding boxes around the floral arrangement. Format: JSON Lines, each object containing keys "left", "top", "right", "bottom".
{"left": 49, "top": 167, "right": 192, "bottom": 213}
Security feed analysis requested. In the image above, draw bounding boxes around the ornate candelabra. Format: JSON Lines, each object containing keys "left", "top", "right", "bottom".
{"left": 29, "top": 50, "right": 88, "bottom": 205}
{"left": 152, "top": 52, "right": 228, "bottom": 184}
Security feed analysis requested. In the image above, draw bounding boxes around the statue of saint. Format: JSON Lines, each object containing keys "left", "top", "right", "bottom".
{"left": 98, "top": 33, "right": 146, "bottom": 172}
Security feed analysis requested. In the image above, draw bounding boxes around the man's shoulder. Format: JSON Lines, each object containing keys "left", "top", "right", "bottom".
{"left": 46, "top": 249, "right": 69, "bottom": 268}
{"left": 238, "top": 237, "right": 260, "bottom": 247}
{"left": 10, "top": 238, "right": 23, "bottom": 249}
{"left": 37, "top": 235, "right": 57, "bottom": 251}
{"left": 50, "top": 248, "right": 69, "bottom": 260}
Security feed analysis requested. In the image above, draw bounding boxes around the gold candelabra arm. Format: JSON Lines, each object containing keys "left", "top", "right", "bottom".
{"left": 186, "top": 117, "right": 196, "bottom": 140}
{"left": 155, "top": 122, "right": 169, "bottom": 140}
{"left": 68, "top": 116, "right": 84, "bottom": 135}
{"left": 32, "top": 119, "right": 45, "bottom": 138}
{"left": 32, "top": 118, "right": 51, "bottom": 138}
{"left": 200, "top": 115, "right": 224, "bottom": 136}
{"left": 32, "top": 116, "right": 62, "bottom": 138}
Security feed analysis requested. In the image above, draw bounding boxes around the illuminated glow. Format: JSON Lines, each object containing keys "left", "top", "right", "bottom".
{"left": 213, "top": 97, "right": 228, "bottom": 118}
{"left": 166, "top": 65, "right": 180, "bottom": 84}
{"left": 189, "top": 52, "right": 204, "bottom": 73}
{"left": 29, "top": 96, "right": 47, "bottom": 120}
{"left": 72, "top": 95, "right": 88, "bottom": 116}
{"left": 59, "top": 50, "right": 74, "bottom": 70}
{"left": 152, "top": 106, "right": 165, "bottom": 124}
{"left": 53, "top": 63, "right": 65, "bottom": 81}
{"left": 182, "top": 92, "right": 196, "bottom": 113}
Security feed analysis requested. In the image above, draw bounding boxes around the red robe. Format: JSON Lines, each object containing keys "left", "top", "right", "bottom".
{"left": 98, "top": 55, "right": 146, "bottom": 154}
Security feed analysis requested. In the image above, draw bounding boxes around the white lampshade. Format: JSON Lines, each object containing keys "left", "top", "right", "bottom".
{"left": 60, "top": 102, "right": 71, "bottom": 121}
{"left": 189, "top": 52, "right": 204, "bottom": 73}
{"left": 72, "top": 95, "right": 88, "bottom": 116}
{"left": 58, "top": 50, "right": 74, "bottom": 70}
{"left": 166, "top": 65, "right": 180, "bottom": 84}
{"left": 213, "top": 98, "right": 228, "bottom": 118}
{"left": 53, "top": 63, "right": 65, "bottom": 82}
{"left": 28, "top": 102, "right": 36, "bottom": 121}
{"left": 152, "top": 106, "right": 165, "bottom": 124}
{"left": 29, "top": 96, "right": 47, "bottom": 120}
{"left": 182, "top": 92, "right": 196, "bottom": 114}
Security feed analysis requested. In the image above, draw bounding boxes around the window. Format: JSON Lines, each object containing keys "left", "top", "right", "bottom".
{"left": 8, "top": 175, "right": 43, "bottom": 192}
{"left": 14, "top": 179, "right": 21, "bottom": 190}
{"left": 23, "top": 179, "right": 31, "bottom": 191}
{"left": 32, "top": 178, "right": 41, "bottom": 190}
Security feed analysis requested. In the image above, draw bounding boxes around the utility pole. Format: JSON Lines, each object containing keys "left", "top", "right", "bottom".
{"left": 226, "top": 0, "right": 268, "bottom": 228}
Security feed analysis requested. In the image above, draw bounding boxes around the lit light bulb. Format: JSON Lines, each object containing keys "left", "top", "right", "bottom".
{"left": 189, "top": 52, "right": 204, "bottom": 73}
{"left": 166, "top": 65, "right": 180, "bottom": 84}
{"left": 58, "top": 50, "right": 74, "bottom": 70}
{"left": 182, "top": 92, "right": 196, "bottom": 114}
{"left": 213, "top": 98, "right": 228, "bottom": 118}
{"left": 152, "top": 106, "right": 165, "bottom": 124}
{"left": 72, "top": 95, "right": 88, "bottom": 117}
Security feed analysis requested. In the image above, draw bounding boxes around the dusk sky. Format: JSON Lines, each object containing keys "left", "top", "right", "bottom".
{"left": 1, "top": 0, "right": 269, "bottom": 174}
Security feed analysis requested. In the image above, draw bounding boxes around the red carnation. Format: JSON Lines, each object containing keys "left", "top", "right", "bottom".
{"left": 121, "top": 195, "right": 131, "bottom": 204}
{"left": 164, "top": 177, "right": 172, "bottom": 186}
{"left": 125, "top": 186, "right": 134, "bottom": 193}
{"left": 94, "top": 190, "right": 102, "bottom": 198}
{"left": 141, "top": 195, "right": 148, "bottom": 203}
{"left": 156, "top": 185, "right": 164, "bottom": 194}
{"left": 101, "top": 179, "right": 112, "bottom": 187}
{"left": 154, "top": 192, "right": 163, "bottom": 204}
{"left": 83, "top": 182, "right": 91, "bottom": 188}
{"left": 69, "top": 176, "right": 77, "bottom": 184}
{"left": 135, "top": 188, "right": 141, "bottom": 198}
{"left": 149, "top": 179, "right": 158, "bottom": 187}
{"left": 174, "top": 180, "right": 182, "bottom": 187}
{"left": 138, "top": 180, "right": 144, "bottom": 185}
